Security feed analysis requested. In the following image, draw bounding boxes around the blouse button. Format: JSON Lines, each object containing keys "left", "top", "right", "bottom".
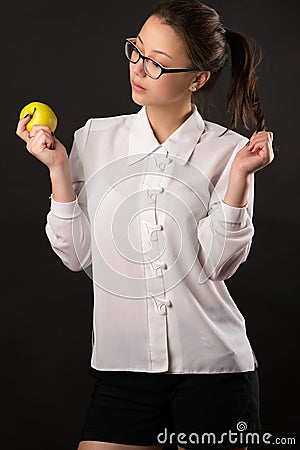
{"left": 153, "top": 262, "right": 168, "bottom": 277}
{"left": 149, "top": 224, "right": 163, "bottom": 241}
{"left": 143, "top": 185, "right": 164, "bottom": 204}
{"left": 149, "top": 293, "right": 172, "bottom": 315}
{"left": 153, "top": 156, "right": 173, "bottom": 172}
{"left": 141, "top": 221, "right": 164, "bottom": 242}
{"left": 145, "top": 258, "right": 168, "bottom": 278}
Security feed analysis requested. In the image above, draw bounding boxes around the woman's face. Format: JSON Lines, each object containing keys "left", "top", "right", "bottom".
{"left": 129, "top": 15, "right": 198, "bottom": 108}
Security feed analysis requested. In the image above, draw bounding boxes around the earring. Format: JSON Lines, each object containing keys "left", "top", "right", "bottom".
{"left": 191, "top": 86, "right": 197, "bottom": 92}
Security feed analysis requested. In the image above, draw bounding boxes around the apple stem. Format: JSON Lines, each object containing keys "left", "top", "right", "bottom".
{"left": 24, "top": 107, "right": 36, "bottom": 120}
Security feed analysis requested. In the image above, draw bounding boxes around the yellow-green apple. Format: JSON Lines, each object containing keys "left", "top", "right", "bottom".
{"left": 19, "top": 101, "right": 58, "bottom": 133}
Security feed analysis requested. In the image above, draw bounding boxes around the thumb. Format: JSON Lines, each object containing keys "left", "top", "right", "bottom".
{"left": 249, "top": 129, "right": 258, "bottom": 141}
{"left": 16, "top": 115, "right": 31, "bottom": 140}
{"left": 19, "top": 114, "right": 31, "bottom": 127}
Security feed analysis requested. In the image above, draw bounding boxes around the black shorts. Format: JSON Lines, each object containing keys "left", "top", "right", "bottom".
{"left": 79, "top": 366, "right": 261, "bottom": 449}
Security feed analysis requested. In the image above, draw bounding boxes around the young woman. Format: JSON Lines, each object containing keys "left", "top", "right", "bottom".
{"left": 16, "top": 1, "right": 275, "bottom": 449}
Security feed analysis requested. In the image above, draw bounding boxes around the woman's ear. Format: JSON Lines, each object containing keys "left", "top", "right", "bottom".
{"left": 190, "top": 71, "right": 211, "bottom": 92}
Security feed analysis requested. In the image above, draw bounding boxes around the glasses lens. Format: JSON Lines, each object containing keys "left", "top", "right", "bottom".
{"left": 144, "top": 59, "right": 162, "bottom": 79}
{"left": 125, "top": 41, "right": 140, "bottom": 63}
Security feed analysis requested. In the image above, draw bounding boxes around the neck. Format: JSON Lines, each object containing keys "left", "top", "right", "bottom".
{"left": 145, "top": 102, "right": 194, "bottom": 144}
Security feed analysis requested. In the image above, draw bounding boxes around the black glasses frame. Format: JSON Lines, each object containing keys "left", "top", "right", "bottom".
{"left": 125, "top": 38, "right": 199, "bottom": 79}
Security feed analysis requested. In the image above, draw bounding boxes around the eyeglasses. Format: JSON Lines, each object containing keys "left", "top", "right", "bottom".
{"left": 124, "top": 37, "right": 199, "bottom": 80}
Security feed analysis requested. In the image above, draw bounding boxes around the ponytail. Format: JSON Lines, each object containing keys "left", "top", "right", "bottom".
{"left": 223, "top": 28, "right": 266, "bottom": 134}
{"left": 151, "top": 0, "right": 278, "bottom": 151}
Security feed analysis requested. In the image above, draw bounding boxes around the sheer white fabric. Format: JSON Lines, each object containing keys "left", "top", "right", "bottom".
{"left": 45, "top": 105, "right": 258, "bottom": 373}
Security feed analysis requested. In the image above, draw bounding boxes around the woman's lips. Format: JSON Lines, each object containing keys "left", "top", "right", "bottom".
{"left": 131, "top": 80, "right": 146, "bottom": 92}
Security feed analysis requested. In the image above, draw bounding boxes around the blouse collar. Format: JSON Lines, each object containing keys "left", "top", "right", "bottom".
{"left": 127, "top": 104, "right": 205, "bottom": 166}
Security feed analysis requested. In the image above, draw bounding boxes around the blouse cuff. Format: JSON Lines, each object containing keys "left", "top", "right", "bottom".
{"left": 49, "top": 194, "right": 82, "bottom": 219}
{"left": 213, "top": 200, "right": 248, "bottom": 229}
{"left": 218, "top": 200, "right": 248, "bottom": 227}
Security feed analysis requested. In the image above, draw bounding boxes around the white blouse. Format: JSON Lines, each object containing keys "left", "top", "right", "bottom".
{"left": 45, "top": 104, "right": 258, "bottom": 374}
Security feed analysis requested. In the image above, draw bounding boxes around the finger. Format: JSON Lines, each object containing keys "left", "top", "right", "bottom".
{"left": 251, "top": 130, "right": 259, "bottom": 138}
{"left": 251, "top": 143, "right": 274, "bottom": 164}
{"left": 250, "top": 144, "right": 262, "bottom": 154}
{"left": 246, "top": 131, "right": 257, "bottom": 147}
{"left": 247, "top": 134, "right": 271, "bottom": 149}
{"left": 245, "top": 139, "right": 262, "bottom": 153}
{"left": 29, "top": 128, "right": 53, "bottom": 141}
{"left": 250, "top": 138, "right": 272, "bottom": 150}
{"left": 250, "top": 140, "right": 271, "bottom": 154}
{"left": 257, "top": 130, "right": 273, "bottom": 141}
{"left": 26, "top": 130, "right": 55, "bottom": 151}
{"left": 252, "top": 130, "right": 273, "bottom": 139}
{"left": 250, "top": 129, "right": 270, "bottom": 142}
{"left": 245, "top": 138, "right": 257, "bottom": 150}
{"left": 48, "top": 135, "right": 56, "bottom": 150}
{"left": 16, "top": 115, "right": 31, "bottom": 139}
{"left": 50, "top": 136, "right": 56, "bottom": 150}
{"left": 30, "top": 124, "right": 54, "bottom": 137}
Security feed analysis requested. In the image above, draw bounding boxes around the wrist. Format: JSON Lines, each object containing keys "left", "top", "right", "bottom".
{"left": 223, "top": 169, "right": 251, "bottom": 208}
{"left": 49, "top": 162, "right": 76, "bottom": 203}
{"left": 229, "top": 165, "right": 252, "bottom": 181}
{"left": 49, "top": 160, "right": 71, "bottom": 179}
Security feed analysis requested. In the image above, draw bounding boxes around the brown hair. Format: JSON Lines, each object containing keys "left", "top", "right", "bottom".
{"left": 151, "top": 0, "right": 278, "bottom": 149}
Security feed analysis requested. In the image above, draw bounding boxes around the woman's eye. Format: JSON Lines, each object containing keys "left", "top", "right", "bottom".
{"left": 150, "top": 60, "right": 161, "bottom": 68}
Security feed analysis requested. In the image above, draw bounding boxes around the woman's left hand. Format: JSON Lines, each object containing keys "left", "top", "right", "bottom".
{"left": 232, "top": 130, "right": 275, "bottom": 176}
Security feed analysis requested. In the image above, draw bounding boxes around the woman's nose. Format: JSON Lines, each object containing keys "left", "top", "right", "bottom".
{"left": 133, "top": 58, "right": 146, "bottom": 77}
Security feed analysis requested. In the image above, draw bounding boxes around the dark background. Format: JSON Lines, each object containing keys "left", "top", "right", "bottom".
{"left": 1, "top": 1, "right": 299, "bottom": 449}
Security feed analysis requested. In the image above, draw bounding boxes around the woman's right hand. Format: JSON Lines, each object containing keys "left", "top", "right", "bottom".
{"left": 16, "top": 115, "right": 69, "bottom": 171}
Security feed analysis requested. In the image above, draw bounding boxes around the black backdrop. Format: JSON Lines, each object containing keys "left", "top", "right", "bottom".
{"left": 1, "top": 1, "right": 299, "bottom": 449}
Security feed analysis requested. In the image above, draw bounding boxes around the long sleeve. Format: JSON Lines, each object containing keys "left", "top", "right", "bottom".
{"left": 45, "top": 119, "right": 92, "bottom": 272}
{"left": 197, "top": 137, "right": 255, "bottom": 283}
{"left": 41, "top": 106, "right": 260, "bottom": 374}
